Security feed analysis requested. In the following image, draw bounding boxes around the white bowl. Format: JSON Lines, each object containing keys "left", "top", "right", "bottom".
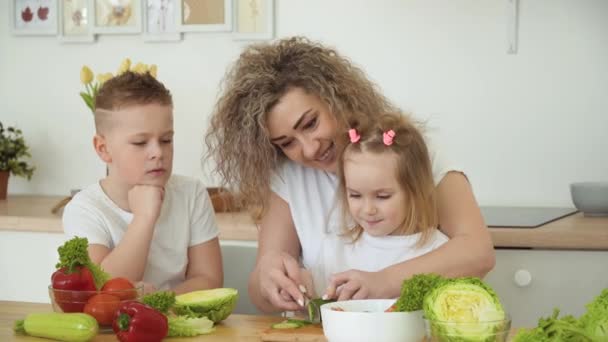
{"left": 320, "top": 299, "right": 425, "bottom": 342}
{"left": 570, "top": 182, "right": 608, "bottom": 216}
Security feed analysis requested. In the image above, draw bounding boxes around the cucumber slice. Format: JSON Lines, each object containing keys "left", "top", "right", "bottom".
{"left": 272, "top": 321, "right": 304, "bottom": 329}
{"left": 286, "top": 318, "right": 312, "bottom": 326}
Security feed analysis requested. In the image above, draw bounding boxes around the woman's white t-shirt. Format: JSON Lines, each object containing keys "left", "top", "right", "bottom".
{"left": 270, "top": 142, "right": 460, "bottom": 293}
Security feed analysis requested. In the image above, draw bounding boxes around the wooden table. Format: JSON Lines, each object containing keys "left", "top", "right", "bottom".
{"left": 1, "top": 301, "right": 520, "bottom": 341}
{"left": 0, "top": 301, "right": 285, "bottom": 341}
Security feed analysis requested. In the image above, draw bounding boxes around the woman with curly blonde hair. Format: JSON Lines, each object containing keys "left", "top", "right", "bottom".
{"left": 205, "top": 37, "right": 494, "bottom": 313}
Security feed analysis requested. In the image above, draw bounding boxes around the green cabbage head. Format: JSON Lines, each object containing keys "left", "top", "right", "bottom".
{"left": 423, "top": 278, "right": 507, "bottom": 342}
{"left": 174, "top": 288, "right": 239, "bottom": 323}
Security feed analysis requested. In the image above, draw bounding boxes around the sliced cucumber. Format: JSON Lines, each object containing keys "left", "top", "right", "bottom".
{"left": 272, "top": 321, "right": 304, "bottom": 329}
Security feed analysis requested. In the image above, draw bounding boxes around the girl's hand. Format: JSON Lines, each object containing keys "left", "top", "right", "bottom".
{"left": 324, "top": 269, "right": 387, "bottom": 301}
{"left": 258, "top": 251, "right": 307, "bottom": 311}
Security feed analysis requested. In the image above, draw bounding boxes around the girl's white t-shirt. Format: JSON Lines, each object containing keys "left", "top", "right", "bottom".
{"left": 271, "top": 141, "right": 460, "bottom": 292}
{"left": 310, "top": 230, "right": 449, "bottom": 297}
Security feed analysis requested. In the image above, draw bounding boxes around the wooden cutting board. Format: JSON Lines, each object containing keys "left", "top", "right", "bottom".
{"left": 260, "top": 324, "right": 327, "bottom": 342}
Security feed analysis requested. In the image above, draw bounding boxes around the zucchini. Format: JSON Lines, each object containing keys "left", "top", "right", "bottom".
{"left": 307, "top": 298, "right": 335, "bottom": 322}
{"left": 14, "top": 312, "right": 98, "bottom": 342}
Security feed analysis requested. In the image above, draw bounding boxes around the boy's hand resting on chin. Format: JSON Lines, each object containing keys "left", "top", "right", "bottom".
{"left": 128, "top": 185, "right": 165, "bottom": 225}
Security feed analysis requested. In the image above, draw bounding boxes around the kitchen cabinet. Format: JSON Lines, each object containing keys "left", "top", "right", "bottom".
{"left": 485, "top": 248, "right": 608, "bottom": 328}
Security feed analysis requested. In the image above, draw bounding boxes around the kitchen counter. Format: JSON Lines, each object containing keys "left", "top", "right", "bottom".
{"left": 2, "top": 195, "right": 608, "bottom": 249}
{"left": 0, "top": 195, "right": 259, "bottom": 241}
{"left": 0, "top": 301, "right": 519, "bottom": 341}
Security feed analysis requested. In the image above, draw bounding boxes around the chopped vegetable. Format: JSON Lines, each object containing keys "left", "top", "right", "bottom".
{"left": 174, "top": 288, "right": 239, "bottom": 323}
{"left": 167, "top": 316, "right": 214, "bottom": 337}
{"left": 140, "top": 290, "right": 216, "bottom": 337}
{"left": 271, "top": 319, "right": 313, "bottom": 330}
{"left": 14, "top": 312, "right": 98, "bottom": 342}
{"left": 272, "top": 321, "right": 303, "bottom": 330}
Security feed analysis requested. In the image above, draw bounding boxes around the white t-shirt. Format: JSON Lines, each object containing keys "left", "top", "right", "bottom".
{"left": 271, "top": 142, "right": 460, "bottom": 280}
{"left": 311, "top": 230, "right": 449, "bottom": 297}
{"left": 62, "top": 175, "right": 219, "bottom": 290}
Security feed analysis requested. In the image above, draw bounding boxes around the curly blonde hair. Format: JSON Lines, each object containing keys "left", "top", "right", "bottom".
{"left": 205, "top": 37, "right": 399, "bottom": 212}
{"left": 336, "top": 113, "right": 437, "bottom": 246}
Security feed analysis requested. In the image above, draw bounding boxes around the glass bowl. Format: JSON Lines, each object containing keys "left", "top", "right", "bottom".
{"left": 424, "top": 316, "right": 512, "bottom": 342}
{"left": 49, "top": 284, "right": 144, "bottom": 329}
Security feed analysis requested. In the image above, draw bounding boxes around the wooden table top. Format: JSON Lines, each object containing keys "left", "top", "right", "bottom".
{"left": 1, "top": 301, "right": 520, "bottom": 342}
{"left": 1, "top": 301, "right": 285, "bottom": 341}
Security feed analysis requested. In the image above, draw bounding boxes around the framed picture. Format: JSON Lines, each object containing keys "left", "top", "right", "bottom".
{"left": 176, "top": 0, "right": 232, "bottom": 32}
{"left": 233, "top": 0, "right": 273, "bottom": 41}
{"left": 10, "top": 0, "right": 59, "bottom": 35}
{"left": 143, "top": 0, "right": 181, "bottom": 42}
{"left": 58, "top": 0, "right": 95, "bottom": 43}
{"left": 92, "top": 0, "right": 142, "bottom": 34}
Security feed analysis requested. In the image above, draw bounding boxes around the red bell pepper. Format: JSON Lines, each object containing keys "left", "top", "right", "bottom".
{"left": 112, "top": 301, "right": 168, "bottom": 342}
{"left": 51, "top": 266, "right": 96, "bottom": 312}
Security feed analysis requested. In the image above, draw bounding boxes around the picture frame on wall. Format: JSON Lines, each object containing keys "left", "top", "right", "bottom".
{"left": 233, "top": 0, "right": 274, "bottom": 41}
{"left": 143, "top": 0, "right": 181, "bottom": 42}
{"left": 58, "top": 0, "right": 95, "bottom": 43}
{"left": 92, "top": 0, "right": 142, "bottom": 34}
{"left": 10, "top": 0, "right": 59, "bottom": 35}
{"left": 176, "top": 0, "right": 232, "bottom": 33}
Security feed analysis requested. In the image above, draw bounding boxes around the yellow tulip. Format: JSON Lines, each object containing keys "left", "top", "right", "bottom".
{"left": 117, "top": 58, "right": 131, "bottom": 75}
{"left": 80, "top": 66, "right": 94, "bottom": 85}
{"left": 97, "top": 72, "right": 113, "bottom": 85}
{"left": 131, "top": 62, "right": 147, "bottom": 74}
{"left": 148, "top": 64, "right": 158, "bottom": 78}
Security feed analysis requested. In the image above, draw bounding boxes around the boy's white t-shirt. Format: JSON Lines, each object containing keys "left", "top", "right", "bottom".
{"left": 311, "top": 230, "right": 449, "bottom": 297}
{"left": 271, "top": 141, "right": 461, "bottom": 279}
{"left": 62, "top": 175, "right": 219, "bottom": 290}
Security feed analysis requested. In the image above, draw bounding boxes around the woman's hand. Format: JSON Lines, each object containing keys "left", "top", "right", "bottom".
{"left": 324, "top": 269, "right": 388, "bottom": 301}
{"left": 257, "top": 251, "right": 308, "bottom": 311}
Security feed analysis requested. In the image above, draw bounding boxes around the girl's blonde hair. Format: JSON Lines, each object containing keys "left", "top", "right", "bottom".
{"left": 204, "top": 37, "right": 398, "bottom": 213}
{"left": 336, "top": 113, "right": 438, "bottom": 246}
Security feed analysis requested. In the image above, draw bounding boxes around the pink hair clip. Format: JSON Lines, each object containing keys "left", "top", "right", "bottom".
{"left": 348, "top": 128, "right": 361, "bottom": 143}
{"left": 383, "top": 130, "right": 396, "bottom": 146}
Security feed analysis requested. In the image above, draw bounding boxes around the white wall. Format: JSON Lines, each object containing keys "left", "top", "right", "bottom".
{"left": 1, "top": 0, "right": 607, "bottom": 206}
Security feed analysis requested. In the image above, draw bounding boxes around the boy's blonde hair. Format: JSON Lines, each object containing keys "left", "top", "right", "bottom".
{"left": 94, "top": 71, "right": 172, "bottom": 132}
{"left": 205, "top": 37, "right": 399, "bottom": 213}
{"left": 336, "top": 113, "right": 437, "bottom": 246}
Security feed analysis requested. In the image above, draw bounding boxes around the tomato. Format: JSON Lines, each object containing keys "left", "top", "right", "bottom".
{"left": 101, "top": 277, "right": 137, "bottom": 300}
{"left": 84, "top": 293, "right": 121, "bottom": 326}
{"left": 385, "top": 304, "right": 397, "bottom": 312}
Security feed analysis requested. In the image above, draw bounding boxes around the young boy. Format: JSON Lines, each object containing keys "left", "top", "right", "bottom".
{"left": 63, "top": 71, "right": 223, "bottom": 294}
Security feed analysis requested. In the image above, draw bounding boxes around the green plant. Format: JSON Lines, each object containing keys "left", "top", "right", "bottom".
{"left": 0, "top": 122, "right": 35, "bottom": 180}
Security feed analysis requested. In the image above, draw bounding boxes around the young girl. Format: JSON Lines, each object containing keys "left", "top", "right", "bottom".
{"left": 309, "top": 113, "right": 449, "bottom": 300}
